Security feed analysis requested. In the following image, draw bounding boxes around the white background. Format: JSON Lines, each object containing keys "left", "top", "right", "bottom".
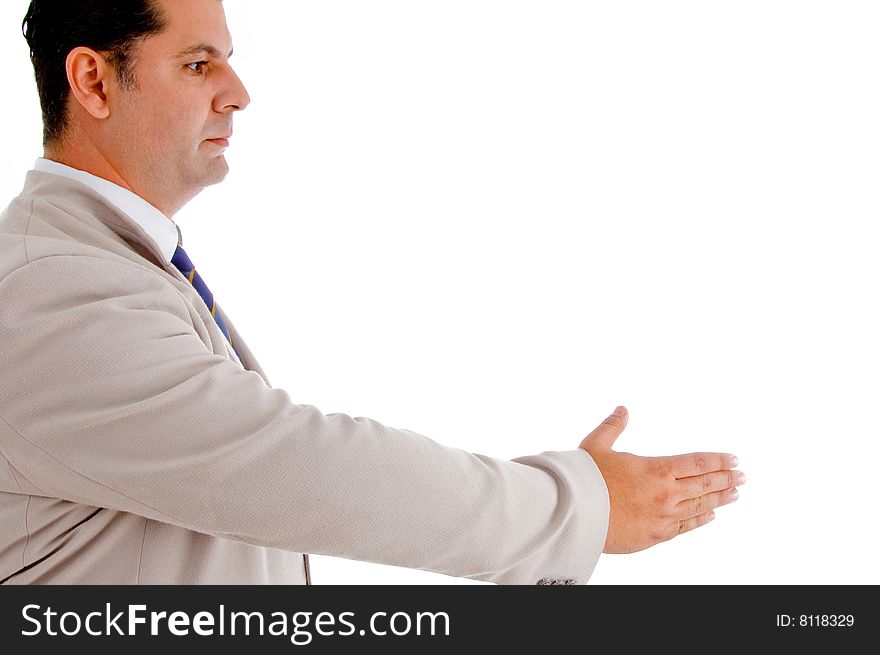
{"left": 2, "top": 1, "right": 878, "bottom": 584}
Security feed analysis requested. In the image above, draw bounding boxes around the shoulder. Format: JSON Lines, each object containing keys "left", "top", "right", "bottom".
{"left": 0, "top": 191, "right": 178, "bottom": 302}
{"left": 0, "top": 250, "right": 190, "bottom": 326}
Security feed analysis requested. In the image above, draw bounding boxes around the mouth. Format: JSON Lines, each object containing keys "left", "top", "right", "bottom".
{"left": 205, "top": 137, "right": 230, "bottom": 148}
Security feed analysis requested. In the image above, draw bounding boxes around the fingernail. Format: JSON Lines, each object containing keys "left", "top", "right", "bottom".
{"left": 613, "top": 406, "right": 627, "bottom": 417}
{"left": 736, "top": 472, "right": 746, "bottom": 485}
{"left": 730, "top": 488, "right": 739, "bottom": 500}
{"left": 707, "top": 511, "right": 716, "bottom": 521}
{"left": 731, "top": 455, "right": 739, "bottom": 467}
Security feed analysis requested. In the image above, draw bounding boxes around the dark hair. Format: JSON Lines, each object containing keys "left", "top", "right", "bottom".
{"left": 22, "top": 0, "right": 168, "bottom": 146}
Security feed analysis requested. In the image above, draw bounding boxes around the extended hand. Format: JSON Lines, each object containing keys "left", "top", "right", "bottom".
{"left": 579, "top": 406, "right": 743, "bottom": 554}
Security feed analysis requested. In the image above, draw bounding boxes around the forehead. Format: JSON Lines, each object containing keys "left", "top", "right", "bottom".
{"left": 149, "top": 0, "right": 233, "bottom": 57}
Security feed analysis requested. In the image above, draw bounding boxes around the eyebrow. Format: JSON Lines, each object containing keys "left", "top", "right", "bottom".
{"left": 174, "top": 43, "right": 234, "bottom": 60}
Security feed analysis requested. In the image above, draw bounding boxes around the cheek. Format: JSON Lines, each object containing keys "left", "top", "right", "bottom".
{"left": 132, "top": 95, "right": 202, "bottom": 143}
{"left": 147, "top": 109, "right": 192, "bottom": 143}
{"left": 114, "top": 83, "right": 209, "bottom": 157}
{"left": 114, "top": 101, "right": 166, "bottom": 145}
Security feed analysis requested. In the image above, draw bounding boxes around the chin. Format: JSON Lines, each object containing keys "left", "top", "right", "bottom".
{"left": 202, "top": 158, "right": 230, "bottom": 186}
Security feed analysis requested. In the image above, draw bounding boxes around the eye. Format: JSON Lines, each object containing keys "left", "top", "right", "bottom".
{"left": 186, "top": 61, "right": 208, "bottom": 74}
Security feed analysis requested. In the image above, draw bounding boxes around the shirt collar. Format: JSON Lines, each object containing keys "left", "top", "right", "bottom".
{"left": 33, "top": 158, "right": 180, "bottom": 263}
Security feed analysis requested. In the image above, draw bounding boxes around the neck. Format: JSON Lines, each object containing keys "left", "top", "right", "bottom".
{"left": 44, "top": 138, "right": 183, "bottom": 219}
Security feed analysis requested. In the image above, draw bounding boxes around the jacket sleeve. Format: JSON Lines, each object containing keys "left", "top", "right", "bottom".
{"left": 0, "top": 254, "right": 609, "bottom": 585}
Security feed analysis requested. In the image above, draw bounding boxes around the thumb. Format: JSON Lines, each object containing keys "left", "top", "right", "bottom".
{"left": 580, "top": 406, "right": 628, "bottom": 452}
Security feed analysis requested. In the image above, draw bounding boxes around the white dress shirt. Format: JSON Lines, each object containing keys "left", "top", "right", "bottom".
{"left": 33, "top": 158, "right": 179, "bottom": 264}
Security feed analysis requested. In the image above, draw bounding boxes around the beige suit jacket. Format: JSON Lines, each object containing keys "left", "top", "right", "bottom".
{"left": 0, "top": 171, "right": 609, "bottom": 585}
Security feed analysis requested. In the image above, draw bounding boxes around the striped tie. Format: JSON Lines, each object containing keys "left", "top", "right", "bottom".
{"left": 171, "top": 226, "right": 239, "bottom": 358}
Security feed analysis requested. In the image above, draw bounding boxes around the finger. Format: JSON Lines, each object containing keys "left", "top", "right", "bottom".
{"left": 676, "top": 469, "right": 746, "bottom": 500}
{"left": 665, "top": 510, "right": 716, "bottom": 540}
{"left": 669, "top": 452, "right": 739, "bottom": 478}
{"left": 580, "top": 406, "right": 629, "bottom": 451}
{"left": 673, "top": 487, "right": 739, "bottom": 520}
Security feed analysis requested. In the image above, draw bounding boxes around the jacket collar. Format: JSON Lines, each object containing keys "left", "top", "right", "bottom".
{"left": 33, "top": 159, "right": 180, "bottom": 264}
{"left": 21, "top": 170, "right": 173, "bottom": 272}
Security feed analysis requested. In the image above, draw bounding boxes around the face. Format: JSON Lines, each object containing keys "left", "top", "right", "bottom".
{"left": 103, "top": 0, "right": 250, "bottom": 214}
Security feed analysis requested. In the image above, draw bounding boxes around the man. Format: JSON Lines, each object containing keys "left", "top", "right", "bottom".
{"left": 0, "top": 0, "right": 743, "bottom": 584}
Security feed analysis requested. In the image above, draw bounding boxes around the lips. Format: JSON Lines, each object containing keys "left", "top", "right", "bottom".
{"left": 206, "top": 130, "right": 232, "bottom": 147}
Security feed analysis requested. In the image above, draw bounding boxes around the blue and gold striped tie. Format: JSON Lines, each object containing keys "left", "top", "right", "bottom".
{"left": 171, "top": 226, "right": 239, "bottom": 358}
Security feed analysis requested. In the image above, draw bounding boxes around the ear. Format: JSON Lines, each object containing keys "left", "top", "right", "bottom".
{"left": 65, "top": 47, "right": 113, "bottom": 120}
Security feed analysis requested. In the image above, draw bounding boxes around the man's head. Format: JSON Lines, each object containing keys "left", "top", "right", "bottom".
{"left": 22, "top": 0, "right": 250, "bottom": 216}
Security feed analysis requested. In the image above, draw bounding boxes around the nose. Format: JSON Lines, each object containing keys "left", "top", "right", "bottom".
{"left": 214, "top": 64, "right": 251, "bottom": 113}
